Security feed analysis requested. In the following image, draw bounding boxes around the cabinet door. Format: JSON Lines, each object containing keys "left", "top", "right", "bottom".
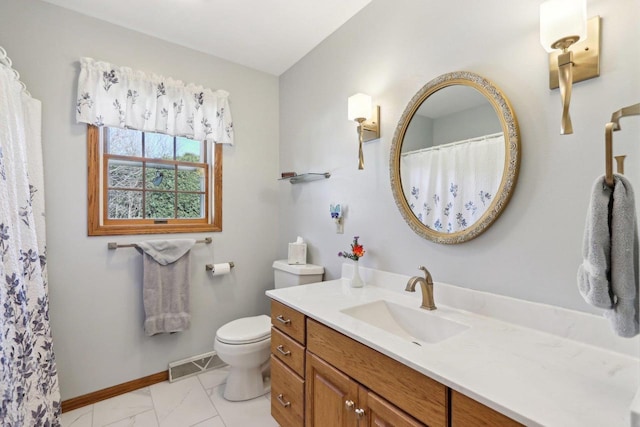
{"left": 359, "top": 387, "right": 425, "bottom": 427}
{"left": 306, "top": 352, "right": 358, "bottom": 427}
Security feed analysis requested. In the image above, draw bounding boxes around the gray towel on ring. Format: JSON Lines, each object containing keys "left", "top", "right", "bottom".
{"left": 577, "top": 175, "right": 639, "bottom": 337}
{"left": 136, "top": 239, "right": 196, "bottom": 336}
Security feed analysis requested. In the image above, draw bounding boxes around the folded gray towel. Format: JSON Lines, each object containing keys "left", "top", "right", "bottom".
{"left": 137, "top": 239, "right": 196, "bottom": 336}
{"left": 578, "top": 175, "right": 639, "bottom": 338}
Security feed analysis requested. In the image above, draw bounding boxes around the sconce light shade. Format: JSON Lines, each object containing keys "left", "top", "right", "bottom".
{"left": 348, "top": 93, "right": 372, "bottom": 121}
{"left": 540, "top": 0, "right": 587, "bottom": 52}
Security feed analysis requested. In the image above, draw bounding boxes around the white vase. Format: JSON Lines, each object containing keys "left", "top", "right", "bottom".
{"left": 351, "top": 261, "right": 364, "bottom": 288}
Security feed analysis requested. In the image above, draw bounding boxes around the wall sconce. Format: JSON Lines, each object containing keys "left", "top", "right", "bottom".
{"left": 348, "top": 93, "right": 380, "bottom": 169}
{"left": 540, "top": 0, "right": 600, "bottom": 135}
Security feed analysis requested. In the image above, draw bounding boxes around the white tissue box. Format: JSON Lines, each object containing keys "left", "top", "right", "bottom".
{"left": 288, "top": 243, "right": 307, "bottom": 265}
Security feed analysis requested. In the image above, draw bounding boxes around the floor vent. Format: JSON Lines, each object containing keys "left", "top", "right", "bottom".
{"left": 168, "top": 351, "right": 226, "bottom": 382}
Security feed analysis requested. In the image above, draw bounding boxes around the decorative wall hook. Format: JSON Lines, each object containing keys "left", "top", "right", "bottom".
{"left": 330, "top": 204, "right": 345, "bottom": 234}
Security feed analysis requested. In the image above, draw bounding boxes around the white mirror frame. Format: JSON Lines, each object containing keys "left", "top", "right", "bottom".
{"left": 390, "top": 71, "right": 521, "bottom": 244}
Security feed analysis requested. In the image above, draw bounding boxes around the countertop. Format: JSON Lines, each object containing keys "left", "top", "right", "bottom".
{"left": 266, "top": 276, "right": 640, "bottom": 427}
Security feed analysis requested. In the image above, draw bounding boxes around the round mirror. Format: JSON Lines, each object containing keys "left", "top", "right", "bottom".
{"left": 390, "top": 71, "right": 520, "bottom": 244}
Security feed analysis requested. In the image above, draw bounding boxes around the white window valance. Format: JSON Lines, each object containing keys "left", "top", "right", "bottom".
{"left": 75, "top": 57, "right": 234, "bottom": 144}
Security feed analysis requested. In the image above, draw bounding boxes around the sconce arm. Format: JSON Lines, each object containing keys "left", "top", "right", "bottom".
{"left": 557, "top": 50, "right": 574, "bottom": 135}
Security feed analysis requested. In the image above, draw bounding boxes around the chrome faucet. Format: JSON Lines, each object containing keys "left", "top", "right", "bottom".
{"left": 405, "top": 266, "right": 436, "bottom": 310}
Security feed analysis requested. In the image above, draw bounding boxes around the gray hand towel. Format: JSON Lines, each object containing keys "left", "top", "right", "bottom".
{"left": 577, "top": 176, "right": 613, "bottom": 308}
{"left": 605, "top": 175, "right": 639, "bottom": 337}
{"left": 137, "top": 239, "right": 196, "bottom": 336}
{"left": 577, "top": 175, "right": 639, "bottom": 338}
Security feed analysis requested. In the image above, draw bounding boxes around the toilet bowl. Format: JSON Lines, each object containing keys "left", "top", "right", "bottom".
{"left": 214, "top": 260, "right": 324, "bottom": 401}
{"left": 214, "top": 315, "right": 272, "bottom": 401}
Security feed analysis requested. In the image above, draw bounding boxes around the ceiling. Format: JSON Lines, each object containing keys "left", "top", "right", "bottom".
{"left": 39, "top": 0, "right": 371, "bottom": 76}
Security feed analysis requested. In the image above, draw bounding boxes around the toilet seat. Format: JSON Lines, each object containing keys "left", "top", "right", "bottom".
{"left": 216, "top": 315, "right": 271, "bottom": 344}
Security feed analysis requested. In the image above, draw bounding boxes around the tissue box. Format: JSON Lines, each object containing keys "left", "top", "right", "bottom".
{"left": 288, "top": 243, "right": 307, "bottom": 265}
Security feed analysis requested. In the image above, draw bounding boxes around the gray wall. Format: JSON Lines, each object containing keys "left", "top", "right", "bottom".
{"left": 432, "top": 104, "right": 502, "bottom": 146}
{"left": 278, "top": 0, "right": 640, "bottom": 315}
{"left": 0, "top": 0, "right": 280, "bottom": 400}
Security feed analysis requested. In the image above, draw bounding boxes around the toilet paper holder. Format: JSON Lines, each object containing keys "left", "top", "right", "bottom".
{"left": 205, "top": 262, "right": 235, "bottom": 272}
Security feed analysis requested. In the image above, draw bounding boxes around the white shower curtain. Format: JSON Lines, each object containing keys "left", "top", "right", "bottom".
{"left": 401, "top": 133, "right": 505, "bottom": 233}
{"left": 0, "top": 63, "right": 61, "bottom": 424}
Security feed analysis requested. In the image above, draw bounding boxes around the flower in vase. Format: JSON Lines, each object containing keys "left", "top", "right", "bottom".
{"left": 338, "top": 236, "right": 366, "bottom": 261}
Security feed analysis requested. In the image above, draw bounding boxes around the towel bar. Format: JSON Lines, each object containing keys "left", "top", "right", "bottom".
{"left": 107, "top": 237, "right": 212, "bottom": 250}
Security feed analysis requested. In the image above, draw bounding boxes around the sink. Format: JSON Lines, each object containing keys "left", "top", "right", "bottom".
{"left": 341, "top": 300, "right": 469, "bottom": 344}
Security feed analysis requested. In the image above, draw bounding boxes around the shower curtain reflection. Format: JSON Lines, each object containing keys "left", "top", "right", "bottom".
{"left": 400, "top": 133, "right": 505, "bottom": 233}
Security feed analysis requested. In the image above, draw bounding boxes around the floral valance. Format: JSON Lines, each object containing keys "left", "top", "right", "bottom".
{"left": 76, "top": 57, "right": 234, "bottom": 144}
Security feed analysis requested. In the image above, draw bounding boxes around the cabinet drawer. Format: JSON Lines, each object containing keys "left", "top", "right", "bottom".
{"left": 451, "top": 390, "right": 522, "bottom": 427}
{"left": 271, "top": 300, "right": 305, "bottom": 344}
{"left": 271, "top": 327, "right": 305, "bottom": 377}
{"left": 271, "top": 355, "right": 304, "bottom": 427}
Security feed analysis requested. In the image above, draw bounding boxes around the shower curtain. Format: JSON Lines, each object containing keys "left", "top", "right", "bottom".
{"left": 400, "top": 133, "right": 505, "bottom": 233}
{"left": 0, "top": 62, "right": 61, "bottom": 424}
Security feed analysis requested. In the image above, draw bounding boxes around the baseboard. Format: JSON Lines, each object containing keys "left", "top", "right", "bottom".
{"left": 61, "top": 371, "right": 168, "bottom": 413}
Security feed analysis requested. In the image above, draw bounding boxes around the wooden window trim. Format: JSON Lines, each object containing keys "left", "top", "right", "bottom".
{"left": 87, "top": 125, "right": 222, "bottom": 236}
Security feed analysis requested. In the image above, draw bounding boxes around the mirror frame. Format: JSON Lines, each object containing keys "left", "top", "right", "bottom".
{"left": 390, "top": 71, "right": 520, "bottom": 244}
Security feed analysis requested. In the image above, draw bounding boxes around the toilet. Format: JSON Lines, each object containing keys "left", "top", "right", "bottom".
{"left": 214, "top": 260, "right": 324, "bottom": 401}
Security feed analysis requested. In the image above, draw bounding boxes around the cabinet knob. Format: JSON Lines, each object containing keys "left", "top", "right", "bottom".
{"left": 345, "top": 400, "right": 355, "bottom": 410}
{"left": 355, "top": 408, "right": 365, "bottom": 419}
{"left": 276, "top": 315, "right": 291, "bottom": 325}
{"left": 277, "top": 393, "right": 291, "bottom": 408}
{"left": 276, "top": 345, "right": 291, "bottom": 356}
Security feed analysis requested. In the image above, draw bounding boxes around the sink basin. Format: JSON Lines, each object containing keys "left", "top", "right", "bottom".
{"left": 341, "top": 300, "right": 469, "bottom": 344}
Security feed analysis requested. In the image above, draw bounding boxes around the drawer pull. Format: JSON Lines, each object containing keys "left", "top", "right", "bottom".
{"left": 276, "top": 345, "right": 291, "bottom": 356}
{"left": 345, "top": 400, "right": 355, "bottom": 410}
{"left": 275, "top": 315, "right": 291, "bottom": 325}
{"left": 277, "top": 393, "right": 291, "bottom": 408}
{"left": 355, "top": 408, "right": 366, "bottom": 419}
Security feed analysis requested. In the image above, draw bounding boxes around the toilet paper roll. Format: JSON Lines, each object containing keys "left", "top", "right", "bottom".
{"left": 209, "top": 262, "right": 231, "bottom": 276}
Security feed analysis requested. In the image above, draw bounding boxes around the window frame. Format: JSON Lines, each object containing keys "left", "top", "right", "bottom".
{"left": 87, "top": 125, "right": 222, "bottom": 236}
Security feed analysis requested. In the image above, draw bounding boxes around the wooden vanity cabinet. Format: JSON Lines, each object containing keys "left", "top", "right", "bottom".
{"left": 269, "top": 300, "right": 521, "bottom": 427}
{"left": 270, "top": 300, "right": 307, "bottom": 427}
{"left": 451, "top": 390, "right": 523, "bottom": 427}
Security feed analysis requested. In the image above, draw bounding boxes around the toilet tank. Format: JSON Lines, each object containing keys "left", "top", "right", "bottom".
{"left": 273, "top": 260, "right": 324, "bottom": 289}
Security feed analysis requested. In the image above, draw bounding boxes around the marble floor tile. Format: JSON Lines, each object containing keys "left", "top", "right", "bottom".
{"left": 93, "top": 388, "right": 154, "bottom": 427}
{"left": 61, "top": 405, "right": 93, "bottom": 427}
{"left": 62, "top": 367, "right": 278, "bottom": 427}
{"left": 190, "top": 416, "right": 226, "bottom": 427}
{"left": 150, "top": 376, "right": 218, "bottom": 427}
{"left": 104, "top": 409, "right": 158, "bottom": 427}
{"left": 207, "top": 384, "right": 277, "bottom": 427}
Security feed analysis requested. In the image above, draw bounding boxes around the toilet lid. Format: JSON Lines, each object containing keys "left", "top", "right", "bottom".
{"left": 216, "top": 315, "right": 271, "bottom": 344}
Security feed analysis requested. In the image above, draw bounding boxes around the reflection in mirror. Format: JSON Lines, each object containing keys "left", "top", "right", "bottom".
{"left": 390, "top": 71, "right": 520, "bottom": 244}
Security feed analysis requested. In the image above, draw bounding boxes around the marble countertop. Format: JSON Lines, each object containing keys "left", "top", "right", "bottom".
{"left": 266, "top": 273, "right": 640, "bottom": 427}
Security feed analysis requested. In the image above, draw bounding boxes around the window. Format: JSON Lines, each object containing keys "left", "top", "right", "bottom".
{"left": 87, "top": 125, "right": 222, "bottom": 235}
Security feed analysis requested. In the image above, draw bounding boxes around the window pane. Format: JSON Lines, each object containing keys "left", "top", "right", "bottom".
{"left": 145, "top": 163, "right": 175, "bottom": 190}
{"left": 108, "top": 159, "right": 143, "bottom": 189}
{"left": 145, "top": 192, "right": 175, "bottom": 219}
{"left": 177, "top": 137, "right": 204, "bottom": 162}
{"left": 106, "top": 128, "right": 142, "bottom": 156}
{"left": 177, "top": 165, "right": 205, "bottom": 192}
{"left": 108, "top": 190, "right": 142, "bottom": 219}
{"left": 177, "top": 193, "right": 204, "bottom": 218}
{"left": 145, "top": 132, "right": 174, "bottom": 159}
